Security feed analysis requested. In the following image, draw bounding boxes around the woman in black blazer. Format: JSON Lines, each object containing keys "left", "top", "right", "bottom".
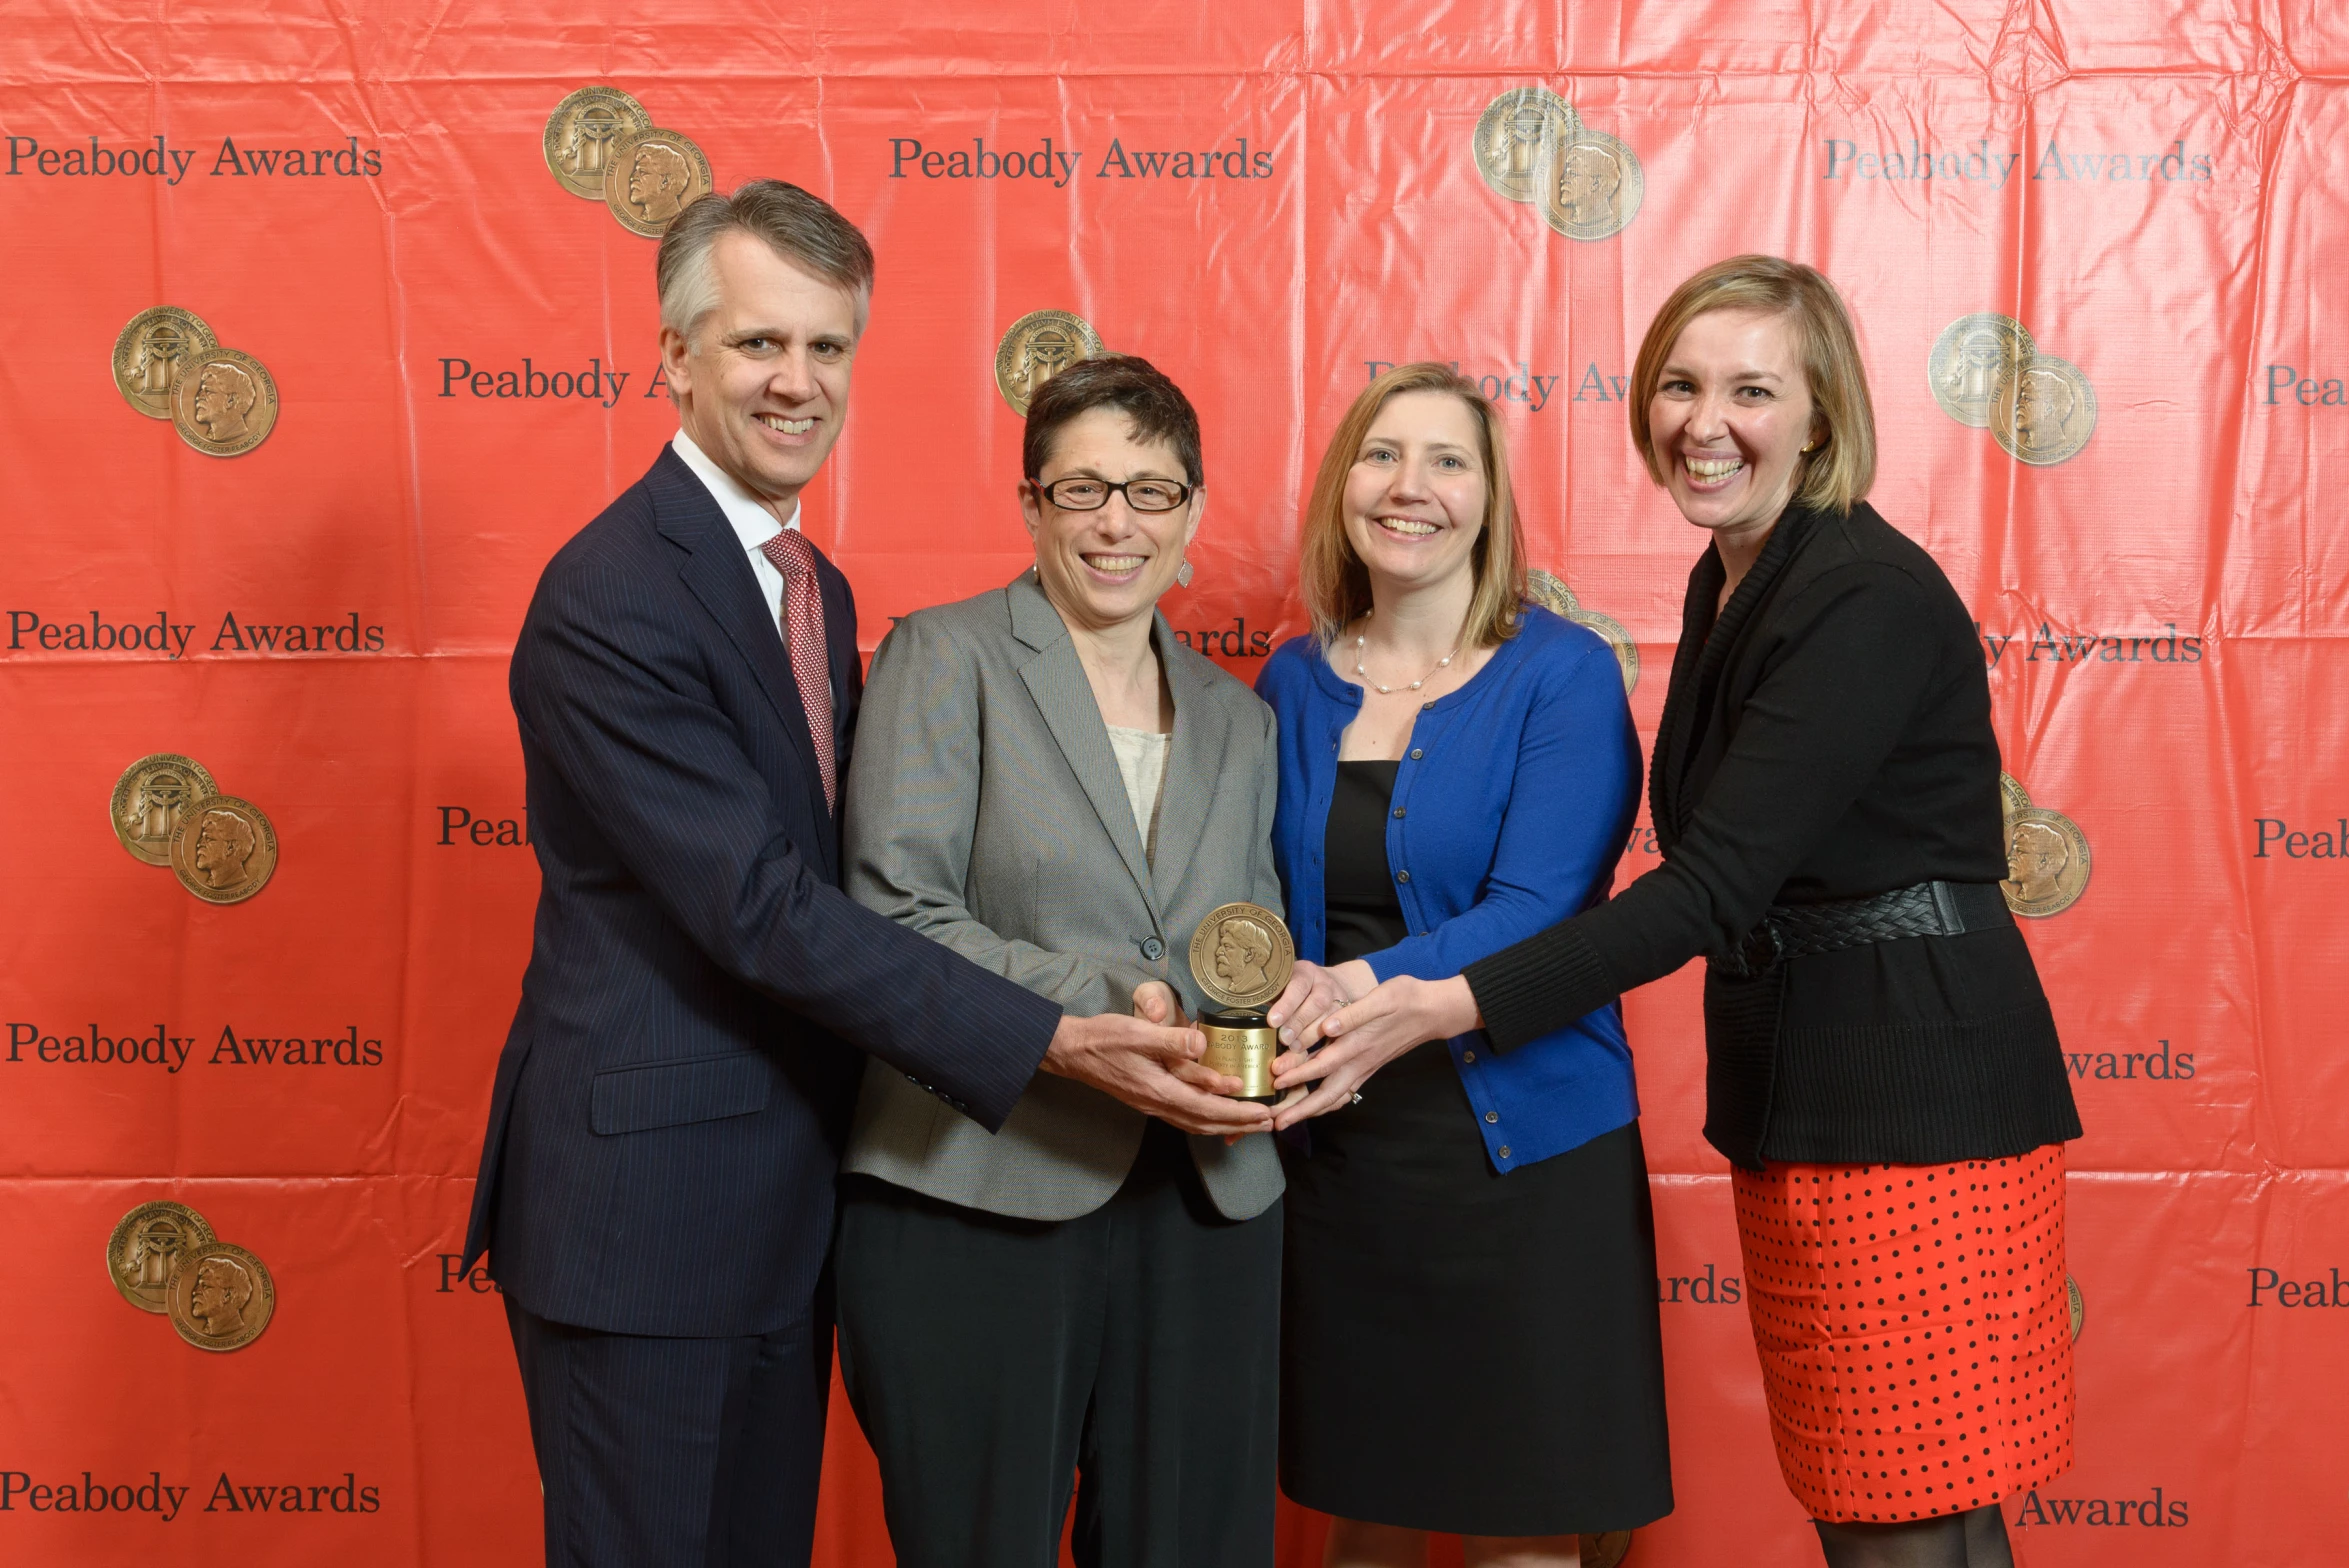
{"left": 1281, "top": 256, "right": 2081, "bottom": 1568}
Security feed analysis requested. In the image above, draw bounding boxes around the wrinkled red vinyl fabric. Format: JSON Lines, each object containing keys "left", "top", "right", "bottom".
{"left": 1, "top": 4, "right": 2342, "bottom": 1565}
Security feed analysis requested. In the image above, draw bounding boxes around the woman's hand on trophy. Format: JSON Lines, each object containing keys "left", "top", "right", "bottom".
{"left": 1269, "top": 974, "right": 1482, "bottom": 1130}
{"left": 1040, "top": 1012, "right": 1275, "bottom": 1137}
{"left": 1131, "top": 980, "right": 1189, "bottom": 1027}
{"left": 1265, "top": 959, "right": 1376, "bottom": 1050}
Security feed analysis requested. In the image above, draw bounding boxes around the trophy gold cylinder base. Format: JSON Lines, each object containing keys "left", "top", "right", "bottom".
{"left": 1199, "top": 1009, "right": 1280, "bottom": 1104}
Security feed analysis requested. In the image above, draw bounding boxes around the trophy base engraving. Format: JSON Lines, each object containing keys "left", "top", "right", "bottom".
{"left": 1200, "top": 1009, "right": 1280, "bottom": 1103}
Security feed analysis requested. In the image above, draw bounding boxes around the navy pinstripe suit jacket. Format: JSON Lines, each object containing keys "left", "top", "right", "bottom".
{"left": 462, "top": 446, "right": 1062, "bottom": 1338}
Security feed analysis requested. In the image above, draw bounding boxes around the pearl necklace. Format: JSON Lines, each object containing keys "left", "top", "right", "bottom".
{"left": 1352, "top": 611, "right": 1461, "bottom": 695}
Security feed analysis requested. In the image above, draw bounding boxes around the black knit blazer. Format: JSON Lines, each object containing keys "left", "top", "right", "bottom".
{"left": 1465, "top": 501, "right": 2081, "bottom": 1169}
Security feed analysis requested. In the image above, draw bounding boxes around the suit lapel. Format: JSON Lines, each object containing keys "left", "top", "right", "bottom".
{"left": 648, "top": 448, "right": 837, "bottom": 866}
{"left": 1008, "top": 575, "right": 1156, "bottom": 908}
{"left": 1150, "top": 622, "right": 1231, "bottom": 912}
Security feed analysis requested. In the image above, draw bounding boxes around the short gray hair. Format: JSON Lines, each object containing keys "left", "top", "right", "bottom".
{"left": 655, "top": 179, "right": 875, "bottom": 341}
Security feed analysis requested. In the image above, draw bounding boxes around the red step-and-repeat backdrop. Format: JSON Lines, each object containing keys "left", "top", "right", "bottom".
{"left": 4, "top": 3, "right": 2344, "bottom": 1564}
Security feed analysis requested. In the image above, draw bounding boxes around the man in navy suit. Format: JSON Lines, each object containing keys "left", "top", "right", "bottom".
{"left": 462, "top": 180, "right": 1250, "bottom": 1568}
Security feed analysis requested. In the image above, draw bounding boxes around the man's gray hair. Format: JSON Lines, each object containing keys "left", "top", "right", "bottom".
{"left": 655, "top": 179, "right": 875, "bottom": 340}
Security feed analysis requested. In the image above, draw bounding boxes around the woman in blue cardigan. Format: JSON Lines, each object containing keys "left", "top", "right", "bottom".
{"left": 1257, "top": 362, "right": 1671, "bottom": 1567}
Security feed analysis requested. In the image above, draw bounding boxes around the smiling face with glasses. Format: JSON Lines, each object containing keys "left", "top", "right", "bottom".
{"left": 1019, "top": 406, "right": 1204, "bottom": 641}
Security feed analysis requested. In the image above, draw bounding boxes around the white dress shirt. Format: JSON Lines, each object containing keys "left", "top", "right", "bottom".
{"left": 671, "top": 429, "right": 830, "bottom": 707}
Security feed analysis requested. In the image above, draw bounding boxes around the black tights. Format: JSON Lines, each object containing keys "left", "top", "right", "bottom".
{"left": 1813, "top": 1505, "right": 2014, "bottom": 1568}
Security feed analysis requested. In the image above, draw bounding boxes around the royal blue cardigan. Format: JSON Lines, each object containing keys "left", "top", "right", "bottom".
{"left": 1255, "top": 605, "right": 1642, "bottom": 1170}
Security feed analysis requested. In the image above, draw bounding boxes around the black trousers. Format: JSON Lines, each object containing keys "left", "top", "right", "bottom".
{"left": 505, "top": 1294, "right": 832, "bottom": 1568}
{"left": 836, "top": 1121, "right": 1282, "bottom": 1568}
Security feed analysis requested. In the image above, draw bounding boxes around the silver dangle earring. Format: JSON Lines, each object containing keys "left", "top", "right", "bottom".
{"left": 1175, "top": 558, "right": 1194, "bottom": 588}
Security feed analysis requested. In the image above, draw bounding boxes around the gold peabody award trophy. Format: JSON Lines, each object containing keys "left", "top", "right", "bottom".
{"left": 1188, "top": 902, "right": 1295, "bottom": 1104}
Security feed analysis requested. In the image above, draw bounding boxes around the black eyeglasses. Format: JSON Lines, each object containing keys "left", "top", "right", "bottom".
{"left": 1034, "top": 476, "right": 1194, "bottom": 513}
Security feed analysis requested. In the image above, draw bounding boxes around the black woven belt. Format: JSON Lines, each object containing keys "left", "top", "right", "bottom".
{"left": 1716, "top": 880, "right": 2011, "bottom": 979}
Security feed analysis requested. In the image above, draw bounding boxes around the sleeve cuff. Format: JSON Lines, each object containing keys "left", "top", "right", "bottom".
{"left": 1463, "top": 922, "right": 1616, "bottom": 1054}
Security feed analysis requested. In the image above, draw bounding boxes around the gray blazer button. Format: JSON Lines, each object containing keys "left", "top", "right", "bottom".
{"left": 1484, "top": 1110, "right": 1499, "bottom": 1124}
{"left": 1140, "top": 936, "right": 1165, "bottom": 960}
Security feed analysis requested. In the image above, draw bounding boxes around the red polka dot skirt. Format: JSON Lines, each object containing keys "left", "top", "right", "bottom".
{"left": 1731, "top": 1145, "right": 2074, "bottom": 1523}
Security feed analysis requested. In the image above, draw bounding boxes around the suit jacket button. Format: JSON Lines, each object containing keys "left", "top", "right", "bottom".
{"left": 1141, "top": 936, "right": 1165, "bottom": 960}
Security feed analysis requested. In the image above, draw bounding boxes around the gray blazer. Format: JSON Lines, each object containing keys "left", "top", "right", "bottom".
{"left": 841, "top": 572, "right": 1285, "bottom": 1222}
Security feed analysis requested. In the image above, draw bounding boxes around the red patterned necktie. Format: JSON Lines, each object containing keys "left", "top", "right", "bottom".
{"left": 758, "top": 528, "right": 836, "bottom": 813}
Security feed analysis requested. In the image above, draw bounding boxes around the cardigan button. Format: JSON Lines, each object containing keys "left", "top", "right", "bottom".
{"left": 1498, "top": 1145, "right": 1511, "bottom": 1159}
{"left": 1395, "top": 870, "right": 1410, "bottom": 884}
{"left": 1392, "top": 807, "right": 1405, "bottom": 819}
{"left": 1408, "top": 747, "right": 1423, "bottom": 760}
{"left": 1461, "top": 1050, "right": 1476, "bottom": 1063}
{"left": 1484, "top": 1110, "right": 1499, "bottom": 1124}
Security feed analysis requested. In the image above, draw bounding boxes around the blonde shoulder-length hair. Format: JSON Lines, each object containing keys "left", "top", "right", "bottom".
{"left": 1627, "top": 254, "right": 1878, "bottom": 515}
{"left": 1299, "top": 362, "right": 1529, "bottom": 647}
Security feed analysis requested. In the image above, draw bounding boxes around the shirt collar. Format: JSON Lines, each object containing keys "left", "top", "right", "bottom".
{"left": 671, "top": 429, "right": 800, "bottom": 556}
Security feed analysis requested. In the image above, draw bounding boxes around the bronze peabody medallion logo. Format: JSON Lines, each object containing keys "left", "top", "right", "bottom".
{"left": 2002, "top": 800, "right": 2091, "bottom": 919}
{"left": 167, "top": 1241, "right": 277, "bottom": 1353}
{"left": 1927, "top": 313, "right": 2034, "bottom": 430}
{"left": 994, "top": 309, "right": 1107, "bottom": 415}
{"left": 112, "top": 306, "right": 217, "bottom": 419}
{"left": 1472, "top": 86, "right": 1571, "bottom": 203}
{"left": 1525, "top": 569, "right": 1640, "bottom": 694}
{"left": 1928, "top": 312, "right": 2096, "bottom": 465}
{"left": 543, "top": 84, "right": 652, "bottom": 199}
{"left": 604, "top": 126, "right": 714, "bottom": 237}
{"left": 111, "top": 752, "right": 220, "bottom": 867}
{"left": 1992, "top": 353, "right": 2098, "bottom": 467}
{"left": 1473, "top": 88, "right": 1642, "bottom": 242}
{"left": 170, "top": 345, "right": 279, "bottom": 457}
{"left": 106, "top": 1201, "right": 216, "bottom": 1314}
{"left": 2067, "top": 1273, "right": 2085, "bottom": 1343}
{"left": 106, "top": 1202, "right": 277, "bottom": 1352}
{"left": 169, "top": 793, "right": 280, "bottom": 905}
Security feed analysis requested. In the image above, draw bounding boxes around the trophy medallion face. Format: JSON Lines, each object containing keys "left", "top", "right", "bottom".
{"left": 1190, "top": 902, "right": 1295, "bottom": 1014}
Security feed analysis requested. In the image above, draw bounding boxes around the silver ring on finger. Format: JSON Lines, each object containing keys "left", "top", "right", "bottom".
{"left": 1349, "top": 1092, "right": 1364, "bottom": 1107}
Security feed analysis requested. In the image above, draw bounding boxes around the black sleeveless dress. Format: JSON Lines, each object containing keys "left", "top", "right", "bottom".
{"left": 1277, "top": 761, "right": 1674, "bottom": 1536}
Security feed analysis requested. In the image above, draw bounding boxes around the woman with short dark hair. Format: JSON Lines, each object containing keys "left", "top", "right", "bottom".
{"left": 834, "top": 354, "right": 1288, "bottom": 1565}
{"left": 1282, "top": 260, "right": 2083, "bottom": 1568}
